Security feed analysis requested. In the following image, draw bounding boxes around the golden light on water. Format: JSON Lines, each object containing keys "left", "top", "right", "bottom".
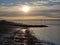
{"left": 21, "top": 29, "right": 27, "bottom": 33}
{"left": 22, "top": 5, "right": 30, "bottom": 12}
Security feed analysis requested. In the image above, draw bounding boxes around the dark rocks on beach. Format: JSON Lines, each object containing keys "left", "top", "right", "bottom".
{"left": 0, "top": 20, "right": 55, "bottom": 45}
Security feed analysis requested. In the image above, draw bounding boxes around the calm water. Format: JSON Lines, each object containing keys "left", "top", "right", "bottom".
{"left": 12, "top": 20, "right": 60, "bottom": 45}
{"left": 29, "top": 25, "right": 60, "bottom": 45}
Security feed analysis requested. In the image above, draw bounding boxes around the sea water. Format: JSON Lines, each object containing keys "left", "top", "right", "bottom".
{"left": 12, "top": 20, "right": 60, "bottom": 45}
{"left": 29, "top": 25, "right": 60, "bottom": 45}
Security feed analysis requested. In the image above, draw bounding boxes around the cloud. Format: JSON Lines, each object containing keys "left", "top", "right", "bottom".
{"left": 49, "top": 0, "right": 60, "bottom": 2}
{"left": 31, "top": 1, "right": 48, "bottom": 5}
{"left": 0, "top": 0, "right": 60, "bottom": 19}
{"left": 38, "top": 0, "right": 60, "bottom": 2}
{"left": 27, "top": 0, "right": 60, "bottom": 7}
{"left": 0, "top": 16, "right": 60, "bottom": 21}
{"left": 0, "top": 0, "right": 60, "bottom": 7}
{"left": 0, "top": 6, "right": 60, "bottom": 18}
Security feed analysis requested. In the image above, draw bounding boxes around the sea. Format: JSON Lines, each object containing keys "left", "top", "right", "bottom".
{"left": 11, "top": 20, "right": 60, "bottom": 45}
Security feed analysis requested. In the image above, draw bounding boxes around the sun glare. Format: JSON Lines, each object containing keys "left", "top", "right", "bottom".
{"left": 22, "top": 5, "right": 30, "bottom": 12}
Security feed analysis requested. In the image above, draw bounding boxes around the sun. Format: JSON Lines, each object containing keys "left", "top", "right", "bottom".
{"left": 22, "top": 5, "right": 30, "bottom": 12}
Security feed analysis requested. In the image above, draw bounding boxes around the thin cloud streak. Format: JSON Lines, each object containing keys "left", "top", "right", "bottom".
{"left": 0, "top": 16, "right": 60, "bottom": 20}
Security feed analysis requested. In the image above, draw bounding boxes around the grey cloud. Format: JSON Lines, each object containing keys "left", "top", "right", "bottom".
{"left": 0, "top": 11, "right": 24, "bottom": 17}
{"left": 40, "top": 10, "right": 60, "bottom": 18}
{"left": 25, "top": 9, "right": 60, "bottom": 18}
{"left": 39, "top": 0, "right": 60, "bottom": 2}
{"left": 0, "top": 5, "right": 60, "bottom": 18}
{"left": 0, "top": 9, "right": 60, "bottom": 18}
{"left": 49, "top": 0, "right": 60, "bottom": 2}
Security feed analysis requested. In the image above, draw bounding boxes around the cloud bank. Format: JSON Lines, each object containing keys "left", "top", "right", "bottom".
{"left": 0, "top": 0, "right": 60, "bottom": 19}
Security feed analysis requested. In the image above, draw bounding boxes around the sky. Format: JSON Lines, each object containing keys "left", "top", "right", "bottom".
{"left": 0, "top": 0, "right": 60, "bottom": 20}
